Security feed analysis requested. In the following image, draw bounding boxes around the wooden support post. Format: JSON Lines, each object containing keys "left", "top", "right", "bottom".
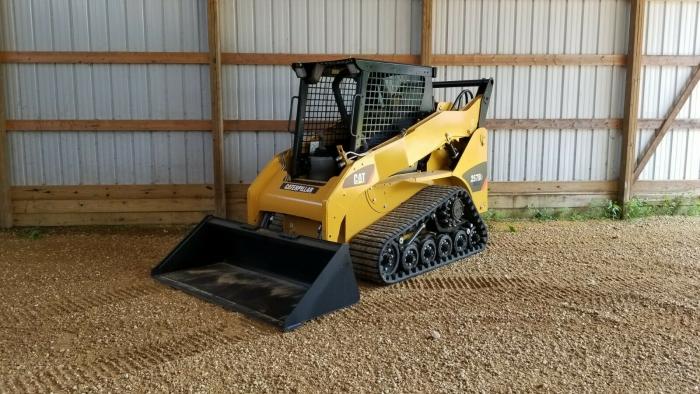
{"left": 0, "top": 65, "right": 12, "bottom": 228}
{"left": 421, "top": 0, "right": 432, "bottom": 66}
{"left": 633, "top": 65, "right": 700, "bottom": 180}
{"left": 207, "top": 0, "right": 227, "bottom": 218}
{"left": 619, "top": 0, "right": 645, "bottom": 210}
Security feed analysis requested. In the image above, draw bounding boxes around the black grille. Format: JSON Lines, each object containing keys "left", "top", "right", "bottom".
{"left": 357, "top": 72, "right": 425, "bottom": 150}
{"left": 301, "top": 76, "right": 358, "bottom": 155}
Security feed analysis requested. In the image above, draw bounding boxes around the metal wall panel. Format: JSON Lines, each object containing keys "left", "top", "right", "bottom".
{"left": 218, "top": 0, "right": 423, "bottom": 183}
{"left": 432, "top": 0, "right": 628, "bottom": 182}
{"left": 3, "top": 0, "right": 700, "bottom": 186}
{"left": 219, "top": 0, "right": 423, "bottom": 54}
{"left": 638, "top": 0, "right": 700, "bottom": 181}
{"left": 1, "top": 0, "right": 212, "bottom": 185}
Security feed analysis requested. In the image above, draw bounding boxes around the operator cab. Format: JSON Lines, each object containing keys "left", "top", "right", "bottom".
{"left": 288, "top": 59, "right": 435, "bottom": 181}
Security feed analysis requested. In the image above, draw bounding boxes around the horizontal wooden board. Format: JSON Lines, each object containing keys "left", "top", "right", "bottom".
{"left": 488, "top": 181, "right": 617, "bottom": 195}
{"left": 13, "top": 212, "right": 209, "bottom": 226}
{"left": 11, "top": 185, "right": 216, "bottom": 200}
{"left": 8, "top": 181, "right": 698, "bottom": 226}
{"left": 0, "top": 51, "right": 208, "bottom": 64}
{"left": 6, "top": 120, "right": 213, "bottom": 132}
{"left": 0, "top": 51, "right": 419, "bottom": 65}
{"left": 643, "top": 56, "right": 700, "bottom": 67}
{"left": 0, "top": 52, "right": 696, "bottom": 67}
{"left": 222, "top": 53, "right": 420, "bottom": 65}
{"left": 13, "top": 198, "right": 215, "bottom": 214}
{"left": 6, "top": 119, "right": 633, "bottom": 132}
{"left": 431, "top": 54, "right": 626, "bottom": 66}
{"left": 633, "top": 180, "right": 700, "bottom": 194}
{"left": 484, "top": 119, "right": 622, "bottom": 130}
{"left": 490, "top": 193, "right": 616, "bottom": 209}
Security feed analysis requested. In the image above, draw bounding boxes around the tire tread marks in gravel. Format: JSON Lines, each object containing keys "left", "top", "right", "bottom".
{"left": 0, "top": 325, "right": 254, "bottom": 393}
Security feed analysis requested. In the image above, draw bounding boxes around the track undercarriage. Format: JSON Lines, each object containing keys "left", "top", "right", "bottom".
{"left": 350, "top": 185, "right": 488, "bottom": 284}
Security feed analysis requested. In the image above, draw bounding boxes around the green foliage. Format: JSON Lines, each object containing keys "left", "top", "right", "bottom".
{"left": 18, "top": 228, "right": 43, "bottom": 240}
{"left": 483, "top": 196, "right": 700, "bottom": 221}
{"left": 657, "top": 197, "right": 684, "bottom": 216}
{"left": 508, "top": 225, "right": 517, "bottom": 233}
{"left": 482, "top": 210, "right": 507, "bottom": 221}
{"left": 530, "top": 208, "right": 556, "bottom": 221}
{"left": 687, "top": 198, "right": 700, "bottom": 216}
{"left": 624, "top": 198, "right": 653, "bottom": 219}
{"left": 604, "top": 200, "right": 622, "bottom": 220}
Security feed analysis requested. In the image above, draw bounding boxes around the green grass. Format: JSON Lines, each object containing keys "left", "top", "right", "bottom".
{"left": 16, "top": 227, "right": 44, "bottom": 240}
{"left": 483, "top": 196, "right": 700, "bottom": 221}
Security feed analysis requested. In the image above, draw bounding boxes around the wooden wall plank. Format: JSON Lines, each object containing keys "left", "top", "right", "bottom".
{"left": 0, "top": 52, "right": 697, "bottom": 67}
{"left": 421, "top": 0, "right": 433, "bottom": 66}
{"left": 13, "top": 212, "right": 208, "bottom": 226}
{"left": 13, "top": 199, "right": 214, "bottom": 214}
{"left": 6, "top": 120, "right": 213, "bottom": 131}
{"left": 0, "top": 51, "right": 209, "bottom": 64}
{"left": 0, "top": 66, "right": 10, "bottom": 228}
{"left": 432, "top": 54, "right": 626, "bottom": 66}
{"left": 8, "top": 181, "right": 696, "bottom": 227}
{"left": 222, "top": 53, "right": 420, "bottom": 65}
{"left": 208, "top": 0, "right": 227, "bottom": 218}
{"left": 10, "top": 184, "right": 216, "bottom": 200}
{"left": 633, "top": 180, "right": 700, "bottom": 194}
{"left": 10, "top": 118, "right": 700, "bottom": 133}
{"left": 619, "top": 0, "right": 646, "bottom": 207}
{"left": 488, "top": 181, "right": 617, "bottom": 195}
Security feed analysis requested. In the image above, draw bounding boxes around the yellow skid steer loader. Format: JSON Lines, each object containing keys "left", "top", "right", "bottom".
{"left": 153, "top": 59, "right": 493, "bottom": 330}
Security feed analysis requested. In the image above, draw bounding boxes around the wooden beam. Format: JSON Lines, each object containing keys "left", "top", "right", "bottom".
{"left": 488, "top": 181, "right": 617, "bottom": 195}
{"left": 421, "top": 0, "right": 433, "bottom": 66}
{"left": 5, "top": 118, "right": 635, "bottom": 132}
{"left": 643, "top": 56, "right": 700, "bottom": 67}
{"left": 483, "top": 118, "right": 622, "bottom": 129}
{"left": 7, "top": 118, "right": 700, "bottom": 133}
{"left": 619, "top": 0, "right": 646, "bottom": 209}
{"left": 2, "top": 51, "right": 699, "bottom": 68}
{"left": 0, "top": 66, "right": 11, "bottom": 228}
{"left": 6, "top": 119, "right": 212, "bottom": 131}
{"left": 637, "top": 118, "right": 700, "bottom": 129}
{"left": 222, "top": 53, "right": 420, "bottom": 65}
{"left": 10, "top": 184, "right": 216, "bottom": 200}
{"left": 208, "top": 0, "right": 227, "bottom": 218}
{"left": 633, "top": 180, "right": 700, "bottom": 194}
{"left": 432, "top": 54, "right": 626, "bottom": 66}
{"left": 634, "top": 66, "right": 700, "bottom": 181}
{"left": 0, "top": 51, "right": 208, "bottom": 64}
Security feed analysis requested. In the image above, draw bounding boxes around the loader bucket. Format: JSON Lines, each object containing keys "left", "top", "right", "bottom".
{"left": 152, "top": 216, "right": 359, "bottom": 331}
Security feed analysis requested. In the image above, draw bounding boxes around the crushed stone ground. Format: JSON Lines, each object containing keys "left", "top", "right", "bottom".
{"left": 0, "top": 217, "right": 698, "bottom": 392}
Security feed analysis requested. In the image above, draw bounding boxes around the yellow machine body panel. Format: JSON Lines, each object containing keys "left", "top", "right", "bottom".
{"left": 247, "top": 95, "right": 489, "bottom": 243}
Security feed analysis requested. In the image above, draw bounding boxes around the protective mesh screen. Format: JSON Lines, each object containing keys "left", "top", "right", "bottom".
{"left": 301, "top": 76, "right": 357, "bottom": 155}
{"left": 358, "top": 72, "right": 425, "bottom": 149}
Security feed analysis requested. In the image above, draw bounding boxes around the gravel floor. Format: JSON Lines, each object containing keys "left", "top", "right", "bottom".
{"left": 0, "top": 217, "right": 698, "bottom": 392}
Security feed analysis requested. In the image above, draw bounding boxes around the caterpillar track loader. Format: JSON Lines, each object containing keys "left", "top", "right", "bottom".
{"left": 153, "top": 59, "right": 493, "bottom": 331}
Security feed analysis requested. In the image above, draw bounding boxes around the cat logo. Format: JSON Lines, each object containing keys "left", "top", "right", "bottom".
{"left": 343, "top": 165, "right": 375, "bottom": 188}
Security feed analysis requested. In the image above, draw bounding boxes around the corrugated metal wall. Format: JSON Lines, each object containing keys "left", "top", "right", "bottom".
{"left": 2, "top": 0, "right": 700, "bottom": 187}
{"left": 219, "top": 0, "right": 423, "bottom": 183}
{"left": 1, "top": 0, "right": 213, "bottom": 185}
{"left": 639, "top": 0, "right": 700, "bottom": 181}
{"left": 433, "top": 0, "right": 629, "bottom": 182}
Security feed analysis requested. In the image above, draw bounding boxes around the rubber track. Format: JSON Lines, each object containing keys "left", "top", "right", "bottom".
{"left": 350, "top": 185, "right": 488, "bottom": 284}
